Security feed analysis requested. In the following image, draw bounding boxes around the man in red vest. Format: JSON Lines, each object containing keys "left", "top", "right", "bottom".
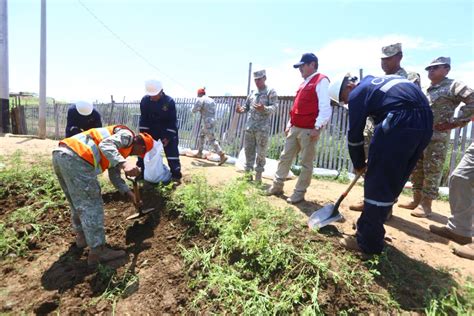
{"left": 267, "top": 53, "right": 332, "bottom": 204}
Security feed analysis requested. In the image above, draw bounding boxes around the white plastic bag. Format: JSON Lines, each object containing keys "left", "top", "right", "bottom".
{"left": 144, "top": 140, "right": 172, "bottom": 183}
{"left": 235, "top": 148, "right": 246, "bottom": 171}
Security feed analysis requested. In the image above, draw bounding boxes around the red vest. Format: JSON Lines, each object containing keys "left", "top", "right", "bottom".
{"left": 290, "top": 73, "right": 327, "bottom": 129}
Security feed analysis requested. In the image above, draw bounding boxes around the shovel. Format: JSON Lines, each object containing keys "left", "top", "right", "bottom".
{"left": 126, "top": 175, "right": 155, "bottom": 220}
{"left": 308, "top": 173, "right": 362, "bottom": 230}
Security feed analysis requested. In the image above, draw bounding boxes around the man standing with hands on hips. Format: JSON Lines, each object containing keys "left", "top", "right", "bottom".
{"left": 266, "top": 53, "right": 331, "bottom": 204}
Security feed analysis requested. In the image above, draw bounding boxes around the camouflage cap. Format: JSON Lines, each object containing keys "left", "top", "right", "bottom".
{"left": 425, "top": 57, "right": 451, "bottom": 70}
{"left": 381, "top": 43, "right": 402, "bottom": 58}
{"left": 253, "top": 69, "right": 266, "bottom": 79}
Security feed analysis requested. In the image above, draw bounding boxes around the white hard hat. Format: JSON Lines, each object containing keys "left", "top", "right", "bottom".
{"left": 145, "top": 79, "right": 163, "bottom": 96}
{"left": 328, "top": 76, "right": 345, "bottom": 103}
{"left": 75, "top": 101, "right": 93, "bottom": 116}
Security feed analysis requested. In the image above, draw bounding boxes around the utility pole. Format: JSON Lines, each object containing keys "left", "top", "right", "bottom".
{"left": 246, "top": 62, "right": 252, "bottom": 96}
{"left": 0, "top": 0, "right": 10, "bottom": 133}
{"left": 38, "top": 0, "right": 46, "bottom": 138}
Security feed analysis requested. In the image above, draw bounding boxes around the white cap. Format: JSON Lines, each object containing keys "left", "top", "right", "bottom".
{"left": 75, "top": 101, "right": 93, "bottom": 116}
{"left": 145, "top": 79, "right": 163, "bottom": 96}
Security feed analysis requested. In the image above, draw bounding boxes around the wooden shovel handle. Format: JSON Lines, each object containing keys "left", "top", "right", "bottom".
{"left": 334, "top": 173, "right": 362, "bottom": 210}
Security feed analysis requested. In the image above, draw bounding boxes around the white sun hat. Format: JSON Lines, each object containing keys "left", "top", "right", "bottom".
{"left": 145, "top": 79, "right": 163, "bottom": 96}
{"left": 75, "top": 101, "right": 93, "bottom": 116}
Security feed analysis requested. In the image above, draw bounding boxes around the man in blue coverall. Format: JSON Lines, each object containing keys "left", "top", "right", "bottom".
{"left": 329, "top": 74, "right": 433, "bottom": 255}
{"left": 138, "top": 80, "right": 182, "bottom": 180}
{"left": 65, "top": 101, "right": 102, "bottom": 137}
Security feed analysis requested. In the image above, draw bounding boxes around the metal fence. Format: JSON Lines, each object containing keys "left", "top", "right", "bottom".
{"left": 16, "top": 96, "right": 474, "bottom": 184}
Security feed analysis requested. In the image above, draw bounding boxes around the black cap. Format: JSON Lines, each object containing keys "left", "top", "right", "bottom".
{"left": 293, "top": 53, "right": 318, "bottom": 68}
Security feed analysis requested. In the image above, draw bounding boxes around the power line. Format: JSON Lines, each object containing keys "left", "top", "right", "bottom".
{"left": 77, "top": 0, "right": 189, "bottom": 93}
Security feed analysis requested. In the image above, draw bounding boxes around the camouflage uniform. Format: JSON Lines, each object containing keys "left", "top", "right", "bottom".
{"left": 52, "top": 128, "right": 132, "bottom": 248}
{"left": 411, "top": 78, "right": 474, "bottom": 198}
{"left": 192, "top": 95, "right": 224, "bottom": 155}
{"left": 240, "top": 87, "right": 278, "bottom": 173}
{"left": 363, "top": 68, "right": 421, "bottom": 155}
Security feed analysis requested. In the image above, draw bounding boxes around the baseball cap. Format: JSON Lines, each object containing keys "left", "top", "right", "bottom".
{"left": 293, "top": 53, "right": 318, "bottom": 68}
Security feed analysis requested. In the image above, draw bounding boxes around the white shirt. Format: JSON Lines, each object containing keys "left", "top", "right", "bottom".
{"left": 287, "top": 72, "right": 332, "bottom": 129}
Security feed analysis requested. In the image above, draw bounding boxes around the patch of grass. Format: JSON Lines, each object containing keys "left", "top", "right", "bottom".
{"left": 0, "top": 151, "right": 66, "bottom": 257}
{"left": 91, "top": 265, "right": 139, "bottom": 312}
{"left": 173, "top": 176, "right": 402, "bottom": 314}
{"left": 425, "top": 281, "right": 474, "bottom": 315}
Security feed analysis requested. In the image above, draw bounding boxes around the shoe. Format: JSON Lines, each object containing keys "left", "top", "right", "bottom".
{"left": 218, "top": 152, "right": 228, "bottom": 166}
{"left": 429, "top": 225, "right": 472, "bottom": 245}
{"left": 339, "top": 236, "right": 372, "bottom": 260}
{"left": 398, "top": 191, "right": 422, "bottom": 210}
{"left": 255, "top": 172, "right": 262, "bottom": 183}
{"left": 266, "top": 182, "right": 284, "bottom": 196}
{"left": 453, "top": 243, "right": 474, "bottom": 260}
{"left": 411, "top": 197, "right": 432, "bottom": 218}
{"left": 340, "top": 236, "right": 361, "bottom": 251}
{"left": 88, "top": 245, "right": 126, "bottom": 266}
{"left": 286, "top": 191, "right": 305, "bottom": 204}
{"left": 349, "top": 200, "right": 364, "bottom": 212}
{"left": 75, "top": 231, "right": 87, "bottom": 249}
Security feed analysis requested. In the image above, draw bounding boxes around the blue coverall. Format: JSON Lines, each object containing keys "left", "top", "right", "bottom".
{"left": 348, "top": 75, "right": 433, "bottom": 254}
{"left": 138, "top": 93, "right": 182, "bottom": 179}
{"left": 65, "top": 105, "right": 102, "bottom": 137}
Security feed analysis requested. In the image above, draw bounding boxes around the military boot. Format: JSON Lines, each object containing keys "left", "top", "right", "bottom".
{"left": 218, "top": 152, "right": 228, "bottom": 166}
{"left": 398, "top": 191, "right": 422, "bottom": 210}
{"left": 266, "top": 181, "right": 284, "bottom": 196}
{"left": 349, "top": 200, "right": 364, "bottom": 212}
{"left": 410, "top": 197, "right": 432, "bottom": 218}
{"left": 255, "top": 171, "right": 263, "bottom": 183}
{"left": 75, "top": 231, "right": 87, "bottom": 249}
{"left": 88, "top": 245, "right": 126, "bottom": 266}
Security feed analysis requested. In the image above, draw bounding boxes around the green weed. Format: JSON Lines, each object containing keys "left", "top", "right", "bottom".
{"left": 91, "top": 265, "right": 139, "bottom": 312}
{"left": 425, "top": 281, "right": 474, "bottom": 315}
{"left": 173, "top": 176, "right": 399, "bottom": 314}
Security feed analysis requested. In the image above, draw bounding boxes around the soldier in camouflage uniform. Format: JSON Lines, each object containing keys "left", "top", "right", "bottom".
{"left": 400, "top": 57, "right": 474, "bottom": 218}
{"left": 190, "top": 87, "right": 228, "bottom": 165}
{"left": 52, "top": 126, "right": 154, "bottom": 265}
{"left": 236, "top": 69, "right": 278, "bottom": 182}
{"left": 350, "top": 43, "right": 421, "bottom": 213}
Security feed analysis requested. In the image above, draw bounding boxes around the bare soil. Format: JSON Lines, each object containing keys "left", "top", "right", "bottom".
{"left": 0, "top": 134, "right": 472, "bottom": 314}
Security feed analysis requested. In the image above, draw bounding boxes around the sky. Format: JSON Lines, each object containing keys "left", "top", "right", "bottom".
{"left": 6, "top": 0, "right": 474, "bottom": 103}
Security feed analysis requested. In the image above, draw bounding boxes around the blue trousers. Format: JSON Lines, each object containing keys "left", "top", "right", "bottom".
{"left": 356, "top": 110, "right": 432, "bottom": 254}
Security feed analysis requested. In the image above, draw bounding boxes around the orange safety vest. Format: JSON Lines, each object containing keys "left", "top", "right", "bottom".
{"left": 60, "top": 125, "right": 134, "bottom": 174}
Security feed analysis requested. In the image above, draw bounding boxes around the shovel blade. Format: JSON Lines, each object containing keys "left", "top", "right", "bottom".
{"left": 126, "top": 212, "right": 143, "bottom": 220}
{"left": 308, "top": 204, "right": 343, "bottom": 230}
{"left": 125, "top": 208, "right": 155, "bottom": 221}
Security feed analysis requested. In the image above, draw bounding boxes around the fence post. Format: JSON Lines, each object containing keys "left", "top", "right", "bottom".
{"left": 54, "top": 100, "right": 59, "bottom": 139}
{"left": 109, "top": 95, "right": 115, "bottom": 125}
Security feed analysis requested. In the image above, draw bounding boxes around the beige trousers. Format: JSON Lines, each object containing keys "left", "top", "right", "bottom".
{"left": 274, "top": 126, "right": 318, "bottom": 193}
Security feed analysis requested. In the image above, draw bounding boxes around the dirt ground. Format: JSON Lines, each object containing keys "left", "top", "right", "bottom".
{"left": 0, "top": 134, "right": 473, "bottom": 314}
